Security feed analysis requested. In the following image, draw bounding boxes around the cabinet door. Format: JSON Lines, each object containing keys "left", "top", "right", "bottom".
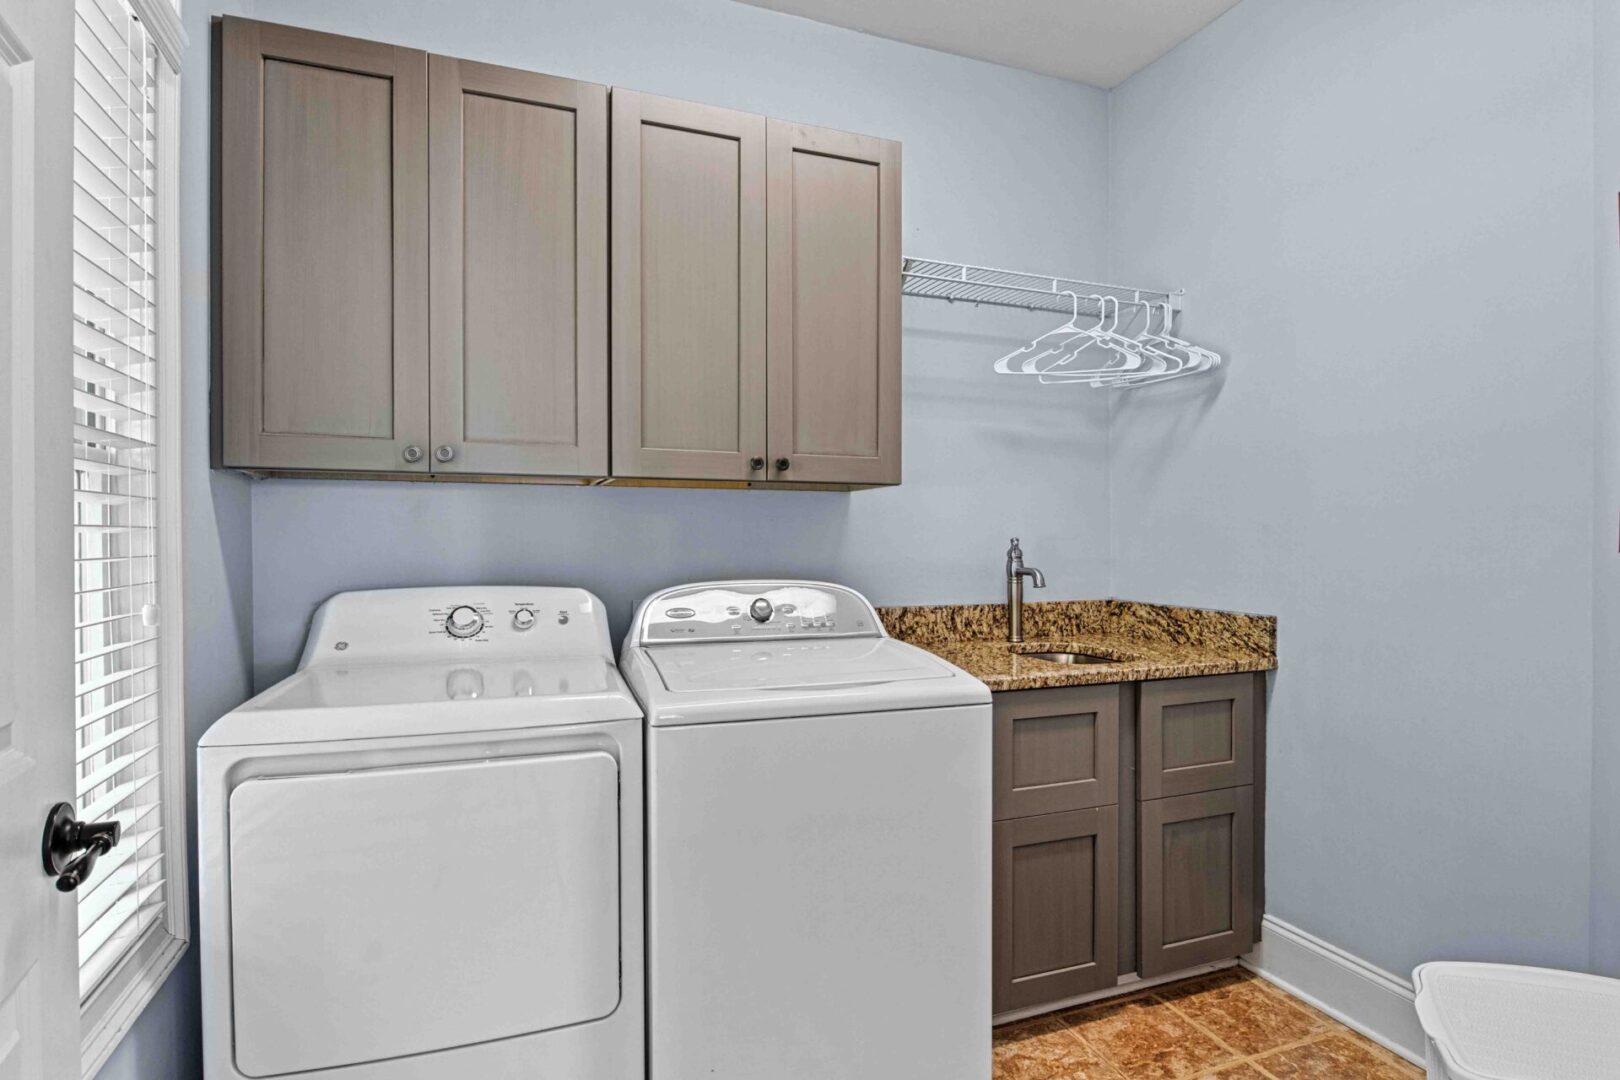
{"left": 219, "top": 18, "right": 429, "bottom": 471}
{"left": 765, "top": 121, "right": 901, "bottom": 485}
{"left": 428, "top": 57, "right": 607, "bottom": 476}
{"left": 994, "top": 685, "right": 1120, "bottom": 820}
{"left": 1139, "top": 787, "right": 1256, "bottom": 978}
{"left": 611, "top": 91, "right": 766, "bottom": 480}
{"left": 994, "top": 807, "right": 1119, "bottom": 1014}
{"left": 1139, "top": 674, "right": 1256, "bottom": 800}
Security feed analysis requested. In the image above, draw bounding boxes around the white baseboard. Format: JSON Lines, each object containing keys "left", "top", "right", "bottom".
{"left": 1242, "top": 915, "right": 1425, "bottom": 1066}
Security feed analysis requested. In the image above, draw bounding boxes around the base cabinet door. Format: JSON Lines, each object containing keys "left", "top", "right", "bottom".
{"left": 218, "top": 18, "right": 430, "bottom": 472}
{"left": 765, "top": 121, "right": 901, "bottom": 485}
{"left": 1138, "top": 786, "right": 1255, "bottom": 978}
{"left": 994, "top": 806, "right": 1119, "bottom": 1013}
{"left": 427, "top": 57, "right": 608, "bottom": 476}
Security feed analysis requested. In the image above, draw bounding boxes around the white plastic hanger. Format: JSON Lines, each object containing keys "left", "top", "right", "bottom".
{"left": 1041, "top": 297, "right": 1154, "bottom": 384}
{"left": 992, "top": 291, "right": 1096, "bottom": 375}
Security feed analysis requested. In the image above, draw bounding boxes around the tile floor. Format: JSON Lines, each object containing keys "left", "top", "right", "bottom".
{"left": 993, "top": 968, "right": 1424, "bottom": 1080}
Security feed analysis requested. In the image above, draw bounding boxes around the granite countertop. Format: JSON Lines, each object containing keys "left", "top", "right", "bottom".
{"left": 877, "top": 599, "right": 1277, "bottom": 691}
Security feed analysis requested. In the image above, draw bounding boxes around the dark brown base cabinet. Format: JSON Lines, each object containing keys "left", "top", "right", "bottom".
{"left": 993, "top": 807, "right": 1119, "bottom": 1012}
{"left": 991, "top": 672, "right": 1266, "bottom": 1019}
{"left": 1139, "top": 786, "right": 1255, "bottom": 978}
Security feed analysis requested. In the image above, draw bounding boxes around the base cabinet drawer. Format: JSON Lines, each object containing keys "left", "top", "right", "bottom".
{"left": 1138, "top": 786, "right": 1256, "bottom": 978}
{"left": 993, "top": 806, "right": 1119, "bottom": 1013}
{"left": 994, "top": 685, "right": 1120, "bottom": 819}
{"left": 1139, "top": 673, "right": 1257, "bottom": 799}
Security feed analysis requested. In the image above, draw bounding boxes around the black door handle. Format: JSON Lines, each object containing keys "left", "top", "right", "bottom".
{"left": 42, "top": 802, "right": 121, "bottom": 893}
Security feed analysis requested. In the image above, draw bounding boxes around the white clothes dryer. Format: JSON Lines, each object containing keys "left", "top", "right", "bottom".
{"left": 199, "top": 587, "right": 643, "bottom": 1080}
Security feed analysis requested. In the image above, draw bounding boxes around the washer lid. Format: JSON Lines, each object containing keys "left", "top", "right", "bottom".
{"left": 651, "top": 637, "right": 951, "bottom": 693}
{"left": 630, "top": 637, "right": 990, "bottom": 725}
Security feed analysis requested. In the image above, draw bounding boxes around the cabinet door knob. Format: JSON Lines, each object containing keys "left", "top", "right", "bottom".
{"left": 434, "top": 445, "right": 456, "bottom": 463}
{"left": 402, "top": 445, "right": 423, "bottom": 464}
{"left": 775, "top": 457, "right": 790, "bottom": 472}
{"left": 749, "top": 457, "right": 765, "bottom": 471}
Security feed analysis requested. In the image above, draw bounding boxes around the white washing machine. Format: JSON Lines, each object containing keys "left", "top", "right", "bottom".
{"left": 199, "top": 587, "right": 643, "bottom": 1080}
{"left": 620, "top": 580, "right": 993, "bottom": 1080}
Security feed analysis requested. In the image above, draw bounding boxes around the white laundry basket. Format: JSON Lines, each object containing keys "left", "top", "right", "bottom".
{"left": 1412, "top": 962, "right": 1620, "bottom": 1079}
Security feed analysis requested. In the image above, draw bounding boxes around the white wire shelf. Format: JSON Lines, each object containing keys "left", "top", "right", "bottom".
{"left": 901, "top": 256, "right": 1218, "bottom": 388}
{"left": 901, "top": 257, "right": 1181, "bottom": 318}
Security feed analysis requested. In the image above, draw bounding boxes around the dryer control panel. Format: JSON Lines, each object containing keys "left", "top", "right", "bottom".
{"left": 626, "top": 581, "right": 884, "bottom": 647}
{"left": 298, "top": 586, "right": 613, "bottom": 668}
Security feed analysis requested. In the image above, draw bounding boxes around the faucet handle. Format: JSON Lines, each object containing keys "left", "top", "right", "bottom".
{"left": 1006, "top": 537, "right": 1024, "bottom": 577}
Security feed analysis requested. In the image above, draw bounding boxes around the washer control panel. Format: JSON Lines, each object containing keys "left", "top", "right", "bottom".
{"left": 629, "top": 581, "right": 883, "bottom": 646}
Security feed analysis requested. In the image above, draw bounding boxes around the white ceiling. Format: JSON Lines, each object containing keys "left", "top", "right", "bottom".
{"left": 731, "top": 0, "right": 1243, "bottom": 89}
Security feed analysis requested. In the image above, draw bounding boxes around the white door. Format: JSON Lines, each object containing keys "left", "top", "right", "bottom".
{"left": 0, "top": 0, "right": 82, "bottom": 1077}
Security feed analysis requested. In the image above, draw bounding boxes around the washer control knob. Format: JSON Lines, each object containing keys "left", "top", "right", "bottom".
{"left": 512, "top": 607, "right": 537, "bottom": 631}
{"left": 445, "top": 605, "right": 484, "bottom": 639}
{"left": 749, "top": 598, "right": 773, "bottom": 623}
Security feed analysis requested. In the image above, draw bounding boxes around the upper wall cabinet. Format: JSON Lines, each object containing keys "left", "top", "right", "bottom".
{"left": 609, "top": 97, "right": 901, "bottom": 486}
{"left": 218, "top": 18, "right": 430, "bottom": 472}
{"left": 428, "top": 57, "right": 609, "bottom": 476}
{"left": 610, "top": 92, "right": 768, "bottom": 482}
{"left": 217, "top": 18, "right": 900, "bottom": 488}
{"left": 766, "top": 122, "right": 901, "bottom": 486}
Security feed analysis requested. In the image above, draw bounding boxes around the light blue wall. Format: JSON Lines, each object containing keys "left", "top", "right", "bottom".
{"left": 1106, "top": 0, "right": 1598, "bottom": 976}
{"left": 234, "top": 0, "right": 1117, "bottom": 687}
{"left": 1592, "top": 0, "right": 1620, "bottom": 978}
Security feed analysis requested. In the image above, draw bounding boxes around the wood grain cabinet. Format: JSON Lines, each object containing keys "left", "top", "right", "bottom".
{"left": 610, "top": 100, "right": 902, "bottom": 486}
{"left": 220, "top": 21, "right": 904, "bottom": 487}
{"left": 994, "top": 685, "right": 1121, "bottom": 820}
{"left": 218, "top": 18, "right": 609, "bottom": 479}
{"left": 218, "top": 18, "right": 430, "bottom": 472}
{"left": 765, "top": 122, "right": 901, "bottom": 485}
{"left": 993, "top": 807, "right": 1119, "bottom": 1013}
{"left": 609, "top": 92, "right": 768, "bottom": 481}
{"left": 428, "top": 57, "right": 609, "bottom": 476}
{"left": 1138, "top": 786, "right": 1256, "bottom": 977}
{"left": 1139, "top": 673, "right": 1257, "bottom": 799}
{"left": 991, "top": 672, "right": 1266, "bottom": 1019}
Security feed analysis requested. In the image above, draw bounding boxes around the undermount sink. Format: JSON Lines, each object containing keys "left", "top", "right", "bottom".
{"left": 1018, "top": 651, "right": 1115, "bottom": 665}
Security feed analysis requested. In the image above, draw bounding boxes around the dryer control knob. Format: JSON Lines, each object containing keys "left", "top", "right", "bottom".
{"left": 512, "top": 607, "right": 537, "bottom": 631}
{"left": 749, "top": 598, "right": 773, "bottom": 623}
{"left": 445, "top": 605, "right": 484, "bottom": 639}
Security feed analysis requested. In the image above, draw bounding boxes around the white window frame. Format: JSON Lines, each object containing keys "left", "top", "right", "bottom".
{"left": 77, "top": 0, "right": 188, "bottom": 1074}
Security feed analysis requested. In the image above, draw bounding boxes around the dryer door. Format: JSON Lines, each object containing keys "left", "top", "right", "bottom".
{"left": 228, "top": 752, "right": 620, "bottom": 1077}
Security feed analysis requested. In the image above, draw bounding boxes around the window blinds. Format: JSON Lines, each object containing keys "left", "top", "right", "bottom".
{"left": 72, "top": 0, "right": 167, "bottom": 1001}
